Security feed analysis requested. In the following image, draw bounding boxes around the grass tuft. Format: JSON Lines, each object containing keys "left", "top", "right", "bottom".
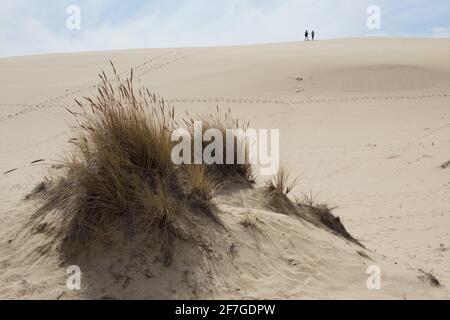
{"left": 265, "top": 164, "right": 298, "bottom": 196}
{"left": 263, "top": 166, "right": 363, "bottom": 247}
{"left": 263, "top": 164, "right": 299, "bottom": 214}
{"left": 296, "top": 195, "right": 363, "bottom": 247}
{"left": 29, "top": 64, "right": 254, "bottom": 260}
{"left": 183, "top": 107, "right": 256, "bottom": 186}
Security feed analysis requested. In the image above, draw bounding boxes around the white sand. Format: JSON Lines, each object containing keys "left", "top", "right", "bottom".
{"left": 0, "top": 38, "right": 449, "bottom": 299}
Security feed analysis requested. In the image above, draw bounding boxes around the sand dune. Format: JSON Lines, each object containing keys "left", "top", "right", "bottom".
{"left": 0, "top": 38, "right": 449, "bottom": 299}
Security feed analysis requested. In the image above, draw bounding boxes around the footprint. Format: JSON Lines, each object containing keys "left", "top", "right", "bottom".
{"left": 3, "top": 168, "right": 17, "bottom": 175}
{"left": 30, "top": 159, "right": 45, "bottom": 164}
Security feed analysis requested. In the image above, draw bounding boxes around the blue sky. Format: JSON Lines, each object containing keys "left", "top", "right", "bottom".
{"left": 1, "top": 0, "right": 449, "bottom": 57}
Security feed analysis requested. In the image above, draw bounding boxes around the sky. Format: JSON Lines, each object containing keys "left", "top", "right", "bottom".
{"left": 1, "top": 0, "right": 449, "bottom": 57}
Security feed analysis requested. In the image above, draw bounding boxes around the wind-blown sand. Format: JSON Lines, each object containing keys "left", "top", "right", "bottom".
{"left": 0, "top": 38, "right": 449, "bottom": 299}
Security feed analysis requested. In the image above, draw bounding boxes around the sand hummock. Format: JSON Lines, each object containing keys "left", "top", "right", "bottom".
{"left": 0, "top": 38, "right": 449, "bottom": 299}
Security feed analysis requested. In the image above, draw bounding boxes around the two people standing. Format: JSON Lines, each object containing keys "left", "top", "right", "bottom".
{"left": 304, "top": 30, "right": 315, "bottom": 41}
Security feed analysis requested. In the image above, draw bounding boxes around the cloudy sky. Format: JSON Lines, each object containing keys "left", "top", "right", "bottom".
{"left": 1, "top": 0, "right": 449, "bottom": 57}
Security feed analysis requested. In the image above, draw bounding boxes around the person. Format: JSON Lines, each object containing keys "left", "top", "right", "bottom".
{"left": 304, "top": 30, "right": 309, "bottom": 41}
{"left": 311, "top": 30, "right": 315, "bottom": 41}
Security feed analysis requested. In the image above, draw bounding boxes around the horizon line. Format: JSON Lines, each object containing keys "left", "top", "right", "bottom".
{"left": 1, "top": 35, "right": 449, "bottom": 59}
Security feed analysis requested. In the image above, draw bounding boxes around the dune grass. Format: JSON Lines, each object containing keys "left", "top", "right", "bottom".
{"left": 29, "top": 63, "right": 362, "bottom": 264}
{"left": 29, "top": 65, "right": 254, "bottom": 260}
{"left": 183, "top": 107, "right": 256, "bottom": 185}
{"left": 263, "top": 166, "right": 363, "bottom": 247}
{"left": 265, "top": 164, "right": 298, "bottom": 196}
{"left": 297, "top": 192, "right": 363, "bottom": 246}
{"left": 263, "top": 164, "right": 299, "bottom": 214}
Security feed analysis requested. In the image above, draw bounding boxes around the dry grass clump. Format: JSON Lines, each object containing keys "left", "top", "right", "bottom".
{"left": 265, "top": 165, "right": 298, "bottom": 196}
{"left": 29, "top": 65, "right": 253, "bottom": 258}
{"left": 183, "top": 107, "right": 256, "bottom": 185}
{"left": 263, "top": 164, "right": 299, "bottom": 214}
{"left": 183, "top": 165, "right": 217, "bottom": 202}
{"left": 263, "top": 166, "right": 362, "bottom": 247}
{"left": 296, "top": 194, "right": 362, "bottom": 247}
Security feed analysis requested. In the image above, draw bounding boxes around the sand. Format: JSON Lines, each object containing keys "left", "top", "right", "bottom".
{"left": 0, "top": 38, "right": 449, "bottom": 299}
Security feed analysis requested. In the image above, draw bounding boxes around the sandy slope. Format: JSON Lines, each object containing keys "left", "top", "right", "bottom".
{"left": 0, "top": 38, "right": 449, "bottom": 299}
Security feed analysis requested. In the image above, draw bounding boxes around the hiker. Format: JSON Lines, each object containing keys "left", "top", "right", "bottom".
{"left": 311, "top": 30, "right": 315, "bottom": 41}
{"left": 304, "top": 30, "right": 309, "bottom": 41}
